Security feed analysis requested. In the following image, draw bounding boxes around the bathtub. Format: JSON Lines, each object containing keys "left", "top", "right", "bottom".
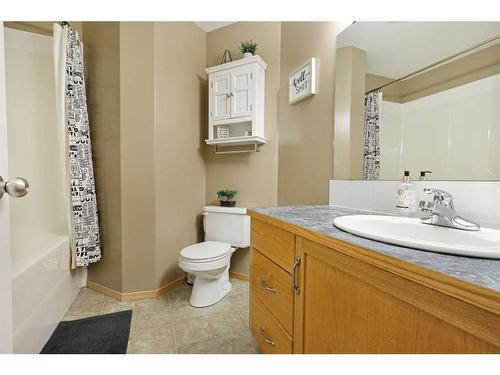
{"left": 11, "top": 235, "right": 86, "bottom": 353}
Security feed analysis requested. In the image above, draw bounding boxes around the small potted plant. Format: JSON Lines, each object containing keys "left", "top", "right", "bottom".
{"left": 239, "top": 40, "right": 257, "bottom": 58}
{"left": 217, "top": 189, "right": 238, "bottom": 207}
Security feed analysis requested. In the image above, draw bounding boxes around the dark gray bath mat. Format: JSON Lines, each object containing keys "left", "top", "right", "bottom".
{"left": 40, "top": 310, "right": 132, "bottom": 354}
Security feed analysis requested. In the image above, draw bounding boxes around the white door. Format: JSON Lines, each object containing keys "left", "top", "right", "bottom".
{"left": 230, "top": 67, "right": 253, "bottom": 118}
{"left": 0, "top": 24, "right": 32, "bottom": 354}
{"left": 0, "top": 24, "right": 14, "bottom": 354}
{"left": 211, "top": 72, "right": 231, "bottom": 121}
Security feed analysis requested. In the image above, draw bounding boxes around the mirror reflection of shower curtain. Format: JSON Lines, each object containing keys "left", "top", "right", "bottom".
{"left": 363, "top": 90, "right": 382, "bottom": 180}
{"left": 53, "top": 24, "right": 101, "bottom": 268}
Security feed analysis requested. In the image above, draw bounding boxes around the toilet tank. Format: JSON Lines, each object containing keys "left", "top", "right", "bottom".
{"left": 203, "top": 206, "right": 251, "bottom": 248}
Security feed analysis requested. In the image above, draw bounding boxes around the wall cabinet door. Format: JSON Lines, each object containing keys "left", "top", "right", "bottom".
{"left": 294, "top": 237, "right": 499, "bottom": 354}
{"left": 230, "top": 67, "right": 253, "bottom": 118}
{"left": 211, "top": 72, "right": 231, "bottom": 121}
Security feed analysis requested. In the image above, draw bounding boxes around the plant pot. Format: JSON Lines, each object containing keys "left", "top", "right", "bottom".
{"left": 220, "top": 200, "right": 236, "bottom": 207}
{"left": 243, "top": 52, "right": 253, "bottom": 58}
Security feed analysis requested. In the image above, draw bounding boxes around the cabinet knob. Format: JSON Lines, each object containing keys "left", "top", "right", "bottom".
{"left": 260, "top": 278, "right": 276, "bottom": 293}
{"left": 259, "top": 325, "right": 275, "bottom": 346}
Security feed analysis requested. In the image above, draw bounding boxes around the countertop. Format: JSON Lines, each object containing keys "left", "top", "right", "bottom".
{"left": 251, "top": 205, "right": 500, "bottom": 293}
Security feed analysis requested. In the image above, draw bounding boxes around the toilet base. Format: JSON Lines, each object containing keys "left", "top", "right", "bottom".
{"left": 189, "top": 267, "right": 232, "bottom": 307}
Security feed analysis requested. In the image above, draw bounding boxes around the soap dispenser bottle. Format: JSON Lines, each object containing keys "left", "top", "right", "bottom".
{"left": 395, "top": 171, "right": 417, "bottom": 215}
{"left": 419, "top": 170, "right": 432, "bottom": 181}
{"left": 416, "top": 170, "right": 432, "bottom": 218}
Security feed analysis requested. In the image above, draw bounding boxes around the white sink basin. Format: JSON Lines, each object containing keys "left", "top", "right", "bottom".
{"left": 333, "top": 215, "right": 500, "bottom": 259}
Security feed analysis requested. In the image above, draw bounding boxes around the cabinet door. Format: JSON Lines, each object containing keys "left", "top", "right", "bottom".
{"left": 251, "top": 249, "right": 294, "bottom": 335}
{"left": 210, "top": 72, "right": 231, "bottom": 121}
{"left": 230, "top": 67, "right": 253, "bottom": 118}
{"left": 251, "top": 294, "right": 293, "bottom": 354}
{"left": 294, "top": 237, "right": 499, "bottom": 354}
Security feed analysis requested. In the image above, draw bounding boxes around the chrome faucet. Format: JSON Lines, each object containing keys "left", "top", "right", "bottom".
{"left": 419, "top": 188, "right": 480, "bottom": 231}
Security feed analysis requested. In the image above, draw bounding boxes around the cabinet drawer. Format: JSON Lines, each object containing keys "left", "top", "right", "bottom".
{"left": 251, "top": 249, "right": 294, "bottom": 335}
{"left": 251, "top": 296, "right": 293, "bottom": 354}
{"left": 252, "top": 219, "right": 295, "bottom": 270}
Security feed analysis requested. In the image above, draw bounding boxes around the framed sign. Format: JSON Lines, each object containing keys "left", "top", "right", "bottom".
{"left": 289, "top": 57, "right": 316, "bottom": 104}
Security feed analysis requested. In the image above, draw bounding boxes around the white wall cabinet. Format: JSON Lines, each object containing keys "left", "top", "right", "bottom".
{"left": 205, "top": 55, "right": 267, "bottom": 147}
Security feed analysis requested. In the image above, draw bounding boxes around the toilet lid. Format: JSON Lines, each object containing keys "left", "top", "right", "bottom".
{"left": 180, "top": 241, "right": 232, "bottom": 261}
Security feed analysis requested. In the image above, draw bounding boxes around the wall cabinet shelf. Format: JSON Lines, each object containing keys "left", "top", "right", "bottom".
{"left": 205, "top": 55, "right": 267, "bottom": 148}
{"left": 205, "top": 135, "right": 266, "bottom": 146}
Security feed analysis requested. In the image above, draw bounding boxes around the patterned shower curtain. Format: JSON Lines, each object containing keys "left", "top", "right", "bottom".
{"left": 53, "top": 24, "right": 101, "bottom": 268}
{"left": 363, "top": 90, "right": 382, "bottom": 180}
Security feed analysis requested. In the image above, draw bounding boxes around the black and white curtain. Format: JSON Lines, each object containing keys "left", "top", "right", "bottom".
{"left": 53, "top": 24, "right": 101, "bottom": 268}
{"left": 363, "top": 90, "right": 382, "bottom": 180}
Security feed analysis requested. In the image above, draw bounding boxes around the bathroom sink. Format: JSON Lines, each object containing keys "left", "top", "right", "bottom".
{"left": 333, "top": 215, "right": 500, "bottom": 259}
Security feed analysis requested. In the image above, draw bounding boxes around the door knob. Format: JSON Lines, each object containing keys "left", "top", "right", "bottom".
{"left": 0, "top": 176, "right": 30, "bottom": 199}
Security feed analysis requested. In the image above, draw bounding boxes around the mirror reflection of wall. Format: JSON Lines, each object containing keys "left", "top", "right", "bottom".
{"left": 333, "top": 22, "right": 500, "bottom": 181}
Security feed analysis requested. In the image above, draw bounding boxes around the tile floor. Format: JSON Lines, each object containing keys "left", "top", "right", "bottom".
{"left": 63, "top": 278, "right": 259, "bottom": 354}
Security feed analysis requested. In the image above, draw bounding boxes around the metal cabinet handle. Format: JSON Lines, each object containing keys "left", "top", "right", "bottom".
{"left": 259, "top": 325, "right": 275, "bottom": 346}
{"left": 292, "top": 256, "right": 301, "bottom": 295}
{"left": 260, "top": 278, "right": 276, "bottom": 293}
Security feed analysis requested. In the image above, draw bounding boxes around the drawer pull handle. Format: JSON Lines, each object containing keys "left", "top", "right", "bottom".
{"left": 260, "top": 278, "right": 276, "bottom": 293}
{"left": 259, "top": 325, "right": 275, "bottom": 346}
{"left": 292, "top": 256, "right": 301, "bottom": 295}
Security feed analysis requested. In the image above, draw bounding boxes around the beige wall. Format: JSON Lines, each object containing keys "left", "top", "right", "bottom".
{"left": 391, "top": 43, "right": 500, "bottom": 103}
{"left": 278, "top": 22, "right": 341, "bottom": 205}
{"left": 14, "top": 21, "right": 346, "bottom": 285}
{"left": 204, "top": 22, "right": 344, "bottom": 272}
{"left": 365, "top": 43, "right": 500, "bottom": 104}
{"left": 206, "top": 22, "right": 341, "bottom": 209}
{"left": 85, "top": 22, "right": 207, "bottom": 292}
{"left": 83, "top": 22, "right": 123, "bottom": 291}
{"left": 333, "top": 46, "right": 366, "bottom": 180}
{"left": 205, "top": 22, "right": 281, "bottom": 275}
{"left": 153, "top": 22, "right": 207, "bottom": 287}
{"left": 366, "top": 73, "right": 403, "bottom": 102}
{"left": 119, "top": 22, "right": 157, "bottom": 292}
{"left": 205, "top": 22, "right": 281, "bottom": 208}
{"left": 4, "top": 21, "right": 83, "bottom": 36}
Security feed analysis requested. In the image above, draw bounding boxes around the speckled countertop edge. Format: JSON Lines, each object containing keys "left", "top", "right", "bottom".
{"left": 251, "top": 205, "right": 500, "bottom": 293}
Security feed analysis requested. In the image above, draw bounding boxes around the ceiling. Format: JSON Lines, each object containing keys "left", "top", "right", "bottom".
{"left": 337, "top": 22, "right": 500, "bottom": 79}
{"left": 194, "top": 22, "right": 236, "bottom": 33}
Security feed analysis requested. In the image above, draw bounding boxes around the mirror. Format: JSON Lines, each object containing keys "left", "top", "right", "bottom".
{"left": 333, "top": 22, "right": 500, "bottom": 181}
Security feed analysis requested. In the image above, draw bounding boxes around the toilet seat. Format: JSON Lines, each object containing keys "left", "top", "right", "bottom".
{"left": 180, "top": 241, "right": 232, "bottom": 263}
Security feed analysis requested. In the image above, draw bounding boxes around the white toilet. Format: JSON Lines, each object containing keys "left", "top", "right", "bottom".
{"left": 178, "top": 206, "right": 250, "bottom": 307}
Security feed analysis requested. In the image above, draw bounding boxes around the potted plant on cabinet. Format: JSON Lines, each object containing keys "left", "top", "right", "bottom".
{"left": 239, "top": 40, "right": 257, "bottom": 58}
{"left": 217, "top": 189, "right": 238, "bottom": 207}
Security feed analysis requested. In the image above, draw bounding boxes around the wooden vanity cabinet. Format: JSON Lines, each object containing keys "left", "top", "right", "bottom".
{"left": 250, "top": 219, "right": 295, "bottom": 353}
{"left": 249, "top": 214, "right": 500, "bottom": 354}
